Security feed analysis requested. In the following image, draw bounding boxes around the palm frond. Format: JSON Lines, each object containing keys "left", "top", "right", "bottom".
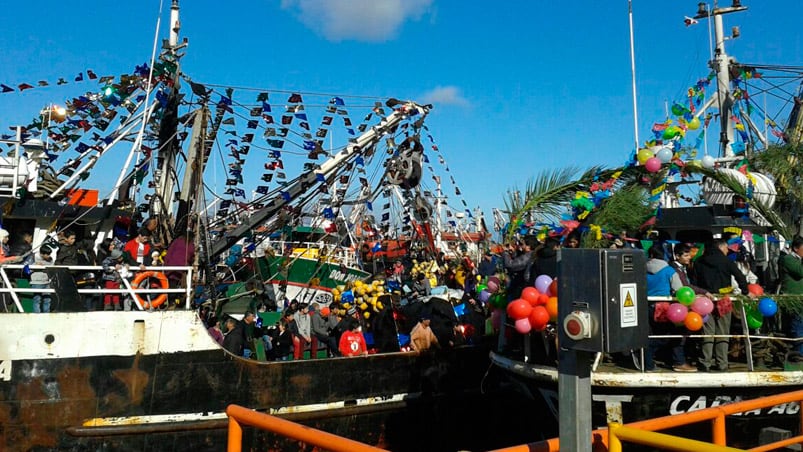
{"left": 503, "top": 166, "right": 614, "bottom": 241}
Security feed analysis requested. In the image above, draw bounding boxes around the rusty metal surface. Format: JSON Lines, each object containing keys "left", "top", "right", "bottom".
{"left": 0, "top": 343, "right": 492, "bottom": 450}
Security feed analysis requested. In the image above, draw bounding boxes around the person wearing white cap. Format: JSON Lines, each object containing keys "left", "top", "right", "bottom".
{"left": 0, "top": 229, "right": 22, "bottom": 265}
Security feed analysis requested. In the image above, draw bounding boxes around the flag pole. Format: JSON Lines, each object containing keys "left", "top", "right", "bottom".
{"left": 628, "top": 0, "right": 640, "bottom": 151}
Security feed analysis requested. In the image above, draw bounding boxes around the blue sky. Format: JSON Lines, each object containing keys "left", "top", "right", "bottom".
{"left": 1, "top": 1, "right": 801, "bottom": 234}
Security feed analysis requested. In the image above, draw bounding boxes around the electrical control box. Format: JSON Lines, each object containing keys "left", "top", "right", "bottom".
{"left": 557, "top": 248, "right": 648, "bottom": 353}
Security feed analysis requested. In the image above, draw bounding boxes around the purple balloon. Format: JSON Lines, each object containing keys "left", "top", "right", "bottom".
{"left": 534, "top": 274, "right": 553, "bottom": 294}
{"left": 691, "top": 296, "right": 714, "bottom": 316}
{"left": 479, "top": 289, "right": 491, "bottom": 303}
{"left": 667, "top": 303, "right": 688, "bottom": 324}
{"left": 702, "top": 314, "right": 711, "bottom": 323}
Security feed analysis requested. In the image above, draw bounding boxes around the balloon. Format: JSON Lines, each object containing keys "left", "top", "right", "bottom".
{"left": 702, "top": 314, "right": 710, "bottom": 323}
{"left": 487, "top": 276, "right": 500, "bottom": 293}
{"left": 341, "top": 290, "right": 354, "bottom": 303}
{"left": 746, "top": 308, "right": 764, "bottom": 329}
{"left": 514, "top": 318, "right": 532, "bottom": 334}
{"left": 675, "top": 287, "right": 695, "bottom": 306}
{"left": 671, "top": 103, "right": 686, "bottom": 116}
{"left": 690, "top": 296, "right": 714, "bottom": 316}
{"left": 549, "top": 279, "right": 559, "bottom": 297}
{"left": 758, "top": 297, "right": 778, "bottom": 317}
{"left": 662, "top": 126, "right": 682, "bottom": 140}
{"left": 490, "top": 309, "right": 502, "bottom": 331}
{"left": 656, "top": 147, "right": 673, "bottom": 163}
{"left": 687, "top": 116, "right": 701, "bottom": 130}
{"left": 534, "top": 275, "right": 553, "bottom": 294}
{"left": 701, "top": 155, "right": 715, "bottom": 169}
{"left": 476, "top": 283, "right": 487, "bottom": 294}
{"left": 506, "top": 298, "right": 532, "bottom": 320}
{"left": 521, "top": 287, "right": 540, "bottom": 306}
{"left": 645, "top": 157, "right": 662, "bottom": 173}
{"left": 636, "top": 148, "right": 654, "bottom": 164}
{"left": 529, "top": 305, "right": 550, "bottom": 331}
{"left": 747, "top": 284, "right": 764, "bottom": 297}
{"left": 490, "top": 293, "right": 506, "bottom": 309}
{"left": 667, "top": 303, "right": 689, "bottom": 324}
{"left": 479, "top": 289, "right": 491, "bottom": 303}
{"left": 684, "top": 312, "right": 704, "bottom": 331}
{"left": 536, "top": 293, "right": 550, "bottom": 306}
{"left": 545, "top": 296, "right": 559, "bottom": 321}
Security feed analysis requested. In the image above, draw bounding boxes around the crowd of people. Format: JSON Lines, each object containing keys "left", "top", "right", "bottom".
{"left": 0, "top": 216, "right": 195, "bottom": 313}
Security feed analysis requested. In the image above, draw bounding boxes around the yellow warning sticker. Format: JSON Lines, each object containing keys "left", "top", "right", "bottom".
{"left": 620, "top": 283, "right": 638, "bottom": 328}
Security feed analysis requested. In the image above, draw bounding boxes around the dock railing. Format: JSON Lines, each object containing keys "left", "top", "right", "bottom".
{"left": 491, "top": 389, "right": 803, "bottom": 451}
{"left": 225, "top": 404, "right": 386, "bottom": 452}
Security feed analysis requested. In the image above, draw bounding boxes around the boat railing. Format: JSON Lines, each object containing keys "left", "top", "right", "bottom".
{"left": 637, "top": 295, "right": 798, "bottom": 372}
{"left": 0, "top": 264, "right": 194, "bottom": 312}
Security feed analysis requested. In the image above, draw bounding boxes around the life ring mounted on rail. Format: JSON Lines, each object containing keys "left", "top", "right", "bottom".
{"left": 131, "top": 271, "right": 169, "bottom": 309}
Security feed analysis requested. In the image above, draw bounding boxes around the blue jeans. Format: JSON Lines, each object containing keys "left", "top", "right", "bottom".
{"left": 32, "top": 283, "right": 51, "bottom": 313}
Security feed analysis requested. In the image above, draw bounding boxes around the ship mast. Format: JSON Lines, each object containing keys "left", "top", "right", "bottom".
{"left": 694, "top": 1, "right": 747, "bottom": 159}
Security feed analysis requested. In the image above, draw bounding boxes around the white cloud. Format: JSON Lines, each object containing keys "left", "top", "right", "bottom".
{"left": 420, "top": 86, "right": 469, "bottom": 107}
{"left": 280, "top": 0, "right": 433, "bottom": 42}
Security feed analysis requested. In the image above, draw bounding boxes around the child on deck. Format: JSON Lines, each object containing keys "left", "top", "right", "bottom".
{"left": 101, "top": 250, "right": 125, "bottom": 311}
{"left": 30, "top": 246, "right": 54, "bottom": 313}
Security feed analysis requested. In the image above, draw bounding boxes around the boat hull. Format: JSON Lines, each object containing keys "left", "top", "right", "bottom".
{"left": 491, "top": 351, "right": 803, "bottom": 448}
{"left": 0, "top": 311, "right": 491, "bottom": 451}
{"left": 258, "top": 255, "right": 371, "bottom": 305}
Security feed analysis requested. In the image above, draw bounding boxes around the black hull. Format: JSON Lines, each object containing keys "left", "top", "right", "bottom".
{"left": 0, "top": 345, "right": 494, "bottom": 451}
{"left": 492, "top": 353, "right": 803, "bottom": 449}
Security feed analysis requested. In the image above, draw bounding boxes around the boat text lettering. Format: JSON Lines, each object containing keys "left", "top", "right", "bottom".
{"left": 670, "top": 395, "right": 799, "bottom": 416}
{"left": 0, "top": 360, "right": 10, "bottom": 381}
{"left": 328, "top": 270, "right": 360, "bottom": 283}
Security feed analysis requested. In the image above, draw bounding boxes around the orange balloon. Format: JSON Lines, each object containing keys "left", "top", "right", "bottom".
{"left": 548, "top": 279, "right": 559, "bottom": 297}
{"left": 747, "top": 284, "right": 764, "bottom": 297}
{"left": 521, "top": 287, "right": 540, "bottom": 306}
{"left": 546, "top": 296, "right": 558, "bottom": 322}
{"left": 684, "top": 311, "right": 703, "bottom": 331}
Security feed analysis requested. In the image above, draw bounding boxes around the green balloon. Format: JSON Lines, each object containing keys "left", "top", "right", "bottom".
{"left": 676, "top": 287, "right": 695, "bottom": 306}
{"left": 490, "top": 293, "right": 506, "bottom": 309}
{"left": 746, "top": 309, "right": 764, "bottom": 329}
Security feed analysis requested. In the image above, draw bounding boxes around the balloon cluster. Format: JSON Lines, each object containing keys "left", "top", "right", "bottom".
{"left": 332, "top": 280, "right": 387, "bottom": 320}
{"left": 410, "top": 259, "right": 439, "bottom": 287}
{"left": 505, "top": 274, "right": 559, "bottom": 334}
{"left": 742, "top": 284, "right": 778, "bottom": 329}
{"left": 657, "top": 286, "right": 711, "bottom": 331}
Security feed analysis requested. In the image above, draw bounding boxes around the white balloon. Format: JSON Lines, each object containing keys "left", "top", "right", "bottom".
{"left": 701, "top": 155, "right": 716, "bottom": 169}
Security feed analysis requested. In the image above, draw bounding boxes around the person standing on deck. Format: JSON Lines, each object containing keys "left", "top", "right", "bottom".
{"left": 410, "top": 314, "right": 439, "bottom": 351}
{"left": 694, "top": 238, "right": 755, "bottom": 372}
{"left": 339, "top": 318, "right": 368, "bottom": 357}
{"left": 780, "top": 236, "right": 803, "bottom": 354}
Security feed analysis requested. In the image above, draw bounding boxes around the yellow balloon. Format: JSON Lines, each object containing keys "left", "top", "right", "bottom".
{"left": 377, "top": 302, "right": 384, "bottom": 310}
{"left": 637, "top": 148, "right": 654, "bottom": 164}
{"left": 364, "top": 312, "right": 371, "bottom": 319}
{"left": 687, "top": 116, "right": 701, "bottom": 130}
{"left": 360, "top": 302, "right": 368, "bottom": 310}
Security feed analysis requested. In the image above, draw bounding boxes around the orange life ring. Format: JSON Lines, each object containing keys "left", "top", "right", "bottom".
{"left": 131, "top": 271, "right": 169, "bottom": 309}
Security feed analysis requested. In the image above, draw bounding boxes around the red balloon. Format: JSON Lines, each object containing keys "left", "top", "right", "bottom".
{"left": 521, "top": 287, "right": 540, "bottom": 306}
{"left": 506, "top": 299, "right": 532, "bottom": 320}
{"left": 529, "top": 305, "right": 550, "bottom": 331}
{"left": 536, "top": 293, "right": 550, "bottom": 306}
{"left": 747, "top": 284, "right": 764, "bottom": 297}
{"left": 548, "top": 279, "right": 559, "bottom": 297}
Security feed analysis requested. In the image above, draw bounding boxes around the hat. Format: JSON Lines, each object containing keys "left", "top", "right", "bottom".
{"left": 40, "top": 245, "right": 52, "bottom": 255}
{"left": 420, "top": 313, "right": 431, "bottom": 321}
{"left": 0, "top": 229, "right": 8, "bottom": 239}
{"left": 347, "top": 307, "right": 357, "bottom": 316}
{"left": 110, "top": 249, "right": 123, "bottom": 260}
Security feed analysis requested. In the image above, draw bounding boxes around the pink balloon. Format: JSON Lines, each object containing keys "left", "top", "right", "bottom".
{"left": 666, "top": 303, "right": 688, "bottom": 324}
{"left": 645, "top": 157, "right": 662, "bottom": 173}
{"left": 487, "top": 276, "right": 501, "bottom": 294}
{"left": 514, "top": 317, "right": 532, "bottom": 334}
{"left": 690, "top": 296, "right": 714, "bottom": 316}
{"left": 534, "top": 274, "right": 553, "bottom": 294}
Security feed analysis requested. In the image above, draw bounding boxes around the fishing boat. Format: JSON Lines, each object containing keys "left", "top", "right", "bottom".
{"left": 489, "top": 1, "right": 803, "bottom": 448}
{"left": 0, "top": 2, "right": 494, "bottom": 450}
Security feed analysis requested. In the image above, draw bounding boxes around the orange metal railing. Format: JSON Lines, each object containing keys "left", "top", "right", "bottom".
{"left": 490, "top": 389, "right": 803, "bottom": 452}
{"left": 225, "top": 404, "right": 386, "bottom": 452}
